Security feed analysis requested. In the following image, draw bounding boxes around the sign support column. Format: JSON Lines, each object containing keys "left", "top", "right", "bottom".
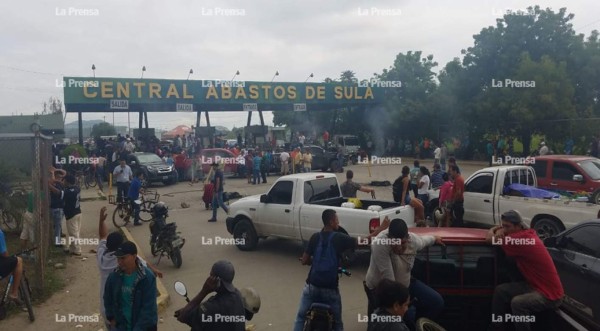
{"left": 78, "top": 111, "right": 83, "bottom": 145}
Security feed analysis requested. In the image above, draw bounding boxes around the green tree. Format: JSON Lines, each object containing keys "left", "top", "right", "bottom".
{"left": 90, "top": 122, "right": 117, "bottom": 139}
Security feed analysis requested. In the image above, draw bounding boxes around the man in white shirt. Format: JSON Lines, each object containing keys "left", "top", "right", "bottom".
{"left": 112, "top": 158, "right": 133, "bottom": 203}
{"left": 434, "top": 146, "right": 441, "bottom": 166}
{"left": 539, "top": 142, "right": 549, "bottom": 156}
{"left": 364, "top": 219, "right": 444, "bottom": 328}
{"left": 280, "top": 151, "right": 290, "bottom": 175}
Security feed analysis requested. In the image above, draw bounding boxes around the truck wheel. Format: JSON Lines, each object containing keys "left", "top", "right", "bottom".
{"left": 533, "top": 218, "right": 564, "bottom": 240}
{"left": 233, "top": 219, "right": 259, "bottom": 251}
{"left": 591, "top": 190, "right": 600, "bottom": 204}
{"left": 351, "top": 155, "right": 358, "bottom": 165}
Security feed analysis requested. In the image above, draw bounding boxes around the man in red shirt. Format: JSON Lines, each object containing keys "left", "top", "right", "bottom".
{"left": 448, "top": 165, "right": 464, "bottom": 227}
{"left": 486, "top": 210, "right": 564, "bottom": 331}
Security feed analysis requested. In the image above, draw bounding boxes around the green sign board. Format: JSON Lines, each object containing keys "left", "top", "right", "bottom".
{"left": 63, "top": 77, "right": 387, "bottom": 113}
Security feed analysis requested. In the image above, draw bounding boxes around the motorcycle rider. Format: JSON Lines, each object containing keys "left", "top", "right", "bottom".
{"left": 175, "top": 260, "right": 246, "bottom": 331}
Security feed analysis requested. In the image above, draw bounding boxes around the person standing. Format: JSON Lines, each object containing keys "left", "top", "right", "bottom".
{"left": 430, "top": 164, "right": 444, "bottom": 189}
{"left": 564, "top": 137, "right": 574, "bottom": 155}
{"left": 487, "top": 140, "right": 494, "bottom": 166}
{"left": 260, "top": 152, "right": 269, "bottom": 184}
{"left": 245, "top": 152, "right": 254, "bottom": 184}
{"left": 49, "top": 167, "right": 66, "bottom": 246}
{"left": 539, "top": 142, "right": 549, "bottom": 156}
{"left": 280, "top": 150, "right": 290, "bottom": 175}
{"left": 95, "top": 153, "right": 106, "bottom": 192}
{"left": 486, "top": 210, "right": 564, "bottom": 331}
{"left": 127, "top": 170, "right": 144, "bottom": 226}
{"left": 322, "top": 131, "right": 329, "bottom": 147}
{"left": 409, "top": 161, "right": 420, "bottom": 198}
{"left": 417, "top": 166, "right": 431, "bottom": 207}
{"left": 104, "top": 241, "right": 158, "bottom": 331}
{"left": 392, "top": 166, "right": 425, "bottom": 225}
{"left": 96, "top": 207, "right": 162, "bottom": 329}
{"left": 340, "top": 170, "right": 375, "bottom": 198}
{"left": 54, "top": 175, "right": 82, "bottom": 256}
{"left": 447, "top": 165, "right": 464, "bottom": 227}
{"left": 208, "top": 162, "right": 229, "bottom": 222}
{"left": 302, "top": 149, "right": 312, "bottom": 173}
{"left": 364, "top": 219, "right": 444, "bottom": 329}
{"left": 433, "top": 145, "right": 441, "bottom": 166}
{"left": 293, "top": 148, "right": 303, "bottom": 174}
{"left": 440, "top": 143, "right": 448, "bottom": 171}
{"left": 252, "top": 152, "right": 261, "bottom": 185}
{"left": 113, "top": 158, "right": 133, "bottom": 203}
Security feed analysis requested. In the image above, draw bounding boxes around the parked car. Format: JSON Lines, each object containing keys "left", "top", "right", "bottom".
{"left": 544, "top": 221, "right": 600, "bottom": 331}
{"left": 411, "top": 227, "right": 585, "bottom": 331}
{"left": 428, "top": 165, "right": 599, "bottom": 239}
{"left": 126, "top": 152, "right": 178, "bottom": 185}
{"left": 532, "top": 155, "right": 600, "bottom": 204}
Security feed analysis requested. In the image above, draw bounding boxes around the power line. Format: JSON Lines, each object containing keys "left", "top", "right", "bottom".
{"left": 0, "top": 64, "right": 67, "bottom": 76}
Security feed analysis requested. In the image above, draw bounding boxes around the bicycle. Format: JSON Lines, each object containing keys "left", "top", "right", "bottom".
{"left": 75, "top": 167, "right": 96, "bottom": 190}
{"left": 0, "top": 190, "right": 25, "bottom": 233}
{"left": 416, "top": 317, "right": 446, "bottom": 331}
{"left": 0, "top": 246, "right": 36, "bottom": 322}
{"left": 110, "top": 194, "right": 156, "bottom": 227}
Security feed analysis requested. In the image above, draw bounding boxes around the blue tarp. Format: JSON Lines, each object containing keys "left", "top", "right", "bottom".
{"left": 503, "top": 183, "right": 561, "bottom": 199}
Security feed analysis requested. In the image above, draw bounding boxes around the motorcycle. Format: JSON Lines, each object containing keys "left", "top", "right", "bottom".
{"left": 174, "top": 281, "right": 261, "bottom": 330}
{"left": 149, "top": 202, "right": 185, "bottom": 268}
{"left": 302, "top": 267, "right": 351, "bottom": 331}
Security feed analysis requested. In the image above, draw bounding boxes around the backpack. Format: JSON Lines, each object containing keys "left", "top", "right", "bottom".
{"left": 308, "top": 232, "right": 338, "bottom": 288}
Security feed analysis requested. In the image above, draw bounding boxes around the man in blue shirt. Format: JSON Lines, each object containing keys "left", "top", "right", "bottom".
{"left": 252, "top": 153, "right": 262, "bottom": 185}
{"left": 0, "top": 228, "right": 24, "bottom": 305}
{"left": 127, "top": 170, "right": 144, "bottom": 226}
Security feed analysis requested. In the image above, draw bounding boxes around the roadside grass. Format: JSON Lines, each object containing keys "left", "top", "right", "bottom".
{"left": 1, "top": 231, "right": 66, "bottom": 318}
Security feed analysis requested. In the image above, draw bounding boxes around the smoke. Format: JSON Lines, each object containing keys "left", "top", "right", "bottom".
{"left": 365, "top": 106, "right": 388, "bottom": 156}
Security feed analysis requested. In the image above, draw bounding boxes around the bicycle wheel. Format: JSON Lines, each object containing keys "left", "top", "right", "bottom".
{"left": 416, "top": 317, "right": 446, "bottom": 331}
{"left": 85, "top": 174, "right": 97, "bottom": 188}
{"left": 139, "top": 201, "right": 154, "bottom": 222}
{"left": 19, "top": 276, "right": 34, "bottom": 322}
{"left": 112, "top": 205, "right": 129, "bottom": 228}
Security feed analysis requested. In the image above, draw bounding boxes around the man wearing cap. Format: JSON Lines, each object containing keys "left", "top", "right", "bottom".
{"left": 96, "top": 207, "right": 162, "bottom": 329}
{"left": 208, "top": 162, "right": 229, "bottom": 222}
{"left": 486, "top": 210, "right": 564, "bottom": 331}
{"left": 364, "top": 218, "right": 445, "bottom": 329}
{"left": 175, "top": 260, "right": 246, "bottom": 331}
{"left": 104, "top": 241, "right": 158, "bottom": 331}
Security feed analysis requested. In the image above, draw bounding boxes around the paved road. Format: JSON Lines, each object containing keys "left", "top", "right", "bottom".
{"left": 121, "top": 159, "right": 487, "bottom": 330}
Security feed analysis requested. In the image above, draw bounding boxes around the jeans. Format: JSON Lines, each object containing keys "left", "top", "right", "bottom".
{"left": 491, "top": 282, "right": 563, "bottom": 331}
{"left": 116, "top": 182, "right": 129, "bottom": 202}
{"left": 293, "top": 284, "right": 342, "bottom": 331}
{"left": 252, "top": 169, "right": 260, "bottom": 184}
{"left": 211, "top": 190, "right": 229, "bottom": 220}
{"left": 51, "top": 208, "right": 63, "bottom": 245}
{"left": 130, "top": 199, "right": 140, "bottom": 224}
{"left": 440, "top": 159, "right": 446, "bottom": 171}
{"left": 364, "top": 278, "right": 443, "bottom": 329}
{"left": 410, "top": 183, "right": 418, "bottom": 197}
{"left": 450, "top": 201, "right": 464, "bottom": 227}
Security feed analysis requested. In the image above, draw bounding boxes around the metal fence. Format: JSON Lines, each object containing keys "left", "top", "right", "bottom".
{"left": 0, "top": 133, "right": 52, "bottom": 291}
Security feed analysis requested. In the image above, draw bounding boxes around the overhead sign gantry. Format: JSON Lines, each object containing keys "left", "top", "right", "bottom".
{"left": 63, "top": 77, "right": 387, "bottom": 144}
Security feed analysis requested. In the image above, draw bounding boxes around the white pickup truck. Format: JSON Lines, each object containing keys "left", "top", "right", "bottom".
{"left": 429, "top": 165, "right": 599, "bottom": 239}
{"left": 225, "top": 173, "right": 413, "bottom": 251}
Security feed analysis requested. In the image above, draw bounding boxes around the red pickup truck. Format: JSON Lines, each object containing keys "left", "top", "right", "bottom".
{"left": 531, "top": 155, "right": 600, "bottom": 204}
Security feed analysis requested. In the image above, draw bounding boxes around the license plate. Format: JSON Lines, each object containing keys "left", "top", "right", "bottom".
{"left": 163, "top": 176, "right": 169, "bottom": 180}
{"left": 172, "top": 238, "right": 183, "bottom": 247}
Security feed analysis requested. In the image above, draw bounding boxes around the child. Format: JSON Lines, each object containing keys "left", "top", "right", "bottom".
{"left": 367, "top": 279, "right": 410, "bottom": 331}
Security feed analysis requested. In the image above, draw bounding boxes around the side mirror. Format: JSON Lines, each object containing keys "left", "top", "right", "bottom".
{"left": 130, "top": 161, "right": 137, "bottom": 165}
{"left": 174, "top": 281, "right": 187, "bottom": 297}
{"left": 259, "top": 194, "right": 270, "bottom": 203}
{"left": 572, "top": 174, "right": 583, "bottom": 182}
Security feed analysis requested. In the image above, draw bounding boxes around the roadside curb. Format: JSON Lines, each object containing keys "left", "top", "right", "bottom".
{"left": 120, "top": 226, "right": 171, "bottom": 314}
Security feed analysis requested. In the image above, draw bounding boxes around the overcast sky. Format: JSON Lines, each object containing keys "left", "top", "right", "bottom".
{"left": 1, "top": 0, "right": 599, "bottom": 131}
